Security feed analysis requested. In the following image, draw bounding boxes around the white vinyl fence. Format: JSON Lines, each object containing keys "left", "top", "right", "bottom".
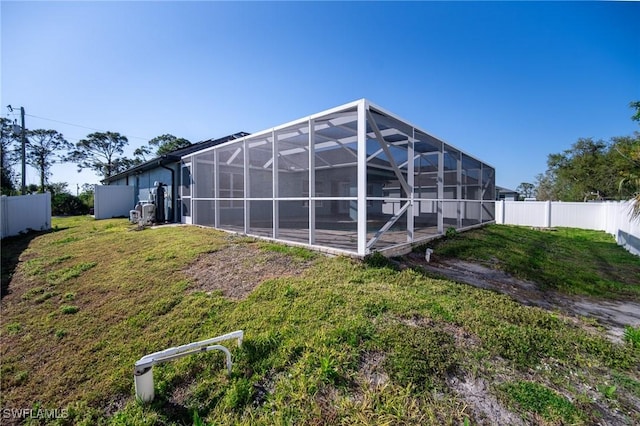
{"left": 94, "top": 185, "right": 135, "bottom": 219}
{"left": 0, "top": 193, "right": 52, "bottom": 239}
{"left": 496, "top": 200, "right": 640, "bottom": 256}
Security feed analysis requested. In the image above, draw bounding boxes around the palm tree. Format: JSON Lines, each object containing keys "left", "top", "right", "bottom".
{"left": 620, "top": 174, "right": 640, "bottom": 220}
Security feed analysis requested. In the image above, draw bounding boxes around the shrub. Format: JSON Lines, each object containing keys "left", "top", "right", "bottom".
{"left": 52, "top": 193, "right": 89, "bottom": 216}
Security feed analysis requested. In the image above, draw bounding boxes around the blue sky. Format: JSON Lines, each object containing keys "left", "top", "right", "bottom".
{"left": 2, "top": 1, "right": 639, "bottom": 193}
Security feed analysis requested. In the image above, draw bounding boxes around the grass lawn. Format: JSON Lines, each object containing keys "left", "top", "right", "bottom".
{"left": 1, "top": 217, "right": 639, "bottom": 425}
{"left": 425, "top": 225, "right": 640, "bottom": 301}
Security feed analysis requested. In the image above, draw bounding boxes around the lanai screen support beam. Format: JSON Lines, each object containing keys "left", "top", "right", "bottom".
{"left": 272, "top": 130, "right": 279, "bottom": 239}
{"left": 308, "top": 118, "right": 316, "bottom": 245}
{"left": 366, "top": 108, "right": 414, "bottom": 250}
{"left": 367, "top": 201, "right": 411, "bottom": 249}
{"left": 244, "top": 139, "right": 249, "bottom": 234}
{"left": 367, "top": 110, "right": 411, "bottom": 197}
{"left": 357, "top": 101, "right": 368, "bottom": 256}
{"left": 407, "top": 128, "right": 414, "bottom": 243}
{"left": 437, "top": 149, "right": 444, "bottom": 234}
{"left": 457, "top": 153, "right": 462, "bottom": 228}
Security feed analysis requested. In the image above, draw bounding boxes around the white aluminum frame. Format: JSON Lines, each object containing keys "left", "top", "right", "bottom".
{"left": 182, "top": 99, "right": 495, "bottom": 257}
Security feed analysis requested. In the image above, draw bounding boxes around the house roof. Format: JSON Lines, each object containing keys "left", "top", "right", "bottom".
{"left": 102, "top": 132, "right": 250, "bottom": 183}
{"left": 496, "top": 186, "right": 518, "bottom": 194}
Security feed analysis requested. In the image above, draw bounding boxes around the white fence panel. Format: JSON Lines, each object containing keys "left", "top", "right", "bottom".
{"left": 496, "top": 200, "right": 640, "bottom": 256}
{"left": 604, "top": 201, "right": 640, "bottom": 256}
{"left": 94, "top": 185, "right": 135, "bottom": 220}
{"left": 549, "top": 202, "right": 604, "bottom": 229}
{"left": 503, "top": 201, "right": 548, "bottom": 227}
{"left": 0, "top": 193, "right": 52, "bottom": 239}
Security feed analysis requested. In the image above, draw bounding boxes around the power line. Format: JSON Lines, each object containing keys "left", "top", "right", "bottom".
{"left": 24, "top": 113, "right": 150, "bottom": 141}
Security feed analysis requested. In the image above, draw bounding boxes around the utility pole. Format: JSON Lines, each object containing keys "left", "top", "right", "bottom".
{"left": 20, "top": 107, "right": 26, "bottom": 195}
{"left": 6, "top": 104, "right": 27, "bottom": 194}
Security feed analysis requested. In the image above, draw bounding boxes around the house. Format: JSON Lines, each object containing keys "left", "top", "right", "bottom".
{"left": 102, "top": 132, "right": 249, "bottom": 221}
{"left": 180, "top": 99, "right": 495, "bottom": 257}
{"left": 496, "top": 186, "right": 519, "bottom": 201}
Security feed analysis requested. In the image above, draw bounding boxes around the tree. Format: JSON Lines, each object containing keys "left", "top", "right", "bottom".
{"left": 133, "top": 145, "right": 153, "bottom": 163}
{"left": 534, "top": 172, "right": 556, "bottom": 201}
{"left": 52, "top": 192, "right": 89, "bottom": 216}
{"left": 0, "top": 117, "right": 18, "bottom": 195}
{"left": 112, "top": 157, "right": 140, "bottom": 174}
{"left": 515, "top": 182, "right": 536, "bottom": 200}
{"left": 25, "top": 129, "right": 72, "bottom": 192}
{"left": 630, "top": 101, "right": 640, "bottom": 123}
{"left": 624, "top": 101, "right": 640, "bottom": 219}
{"left": 66, "top": 132, "right": 129, "bottom": 179}
{"left": 78, "top": 183, "right": 94, "bottom": 211}
{"left": 25, "top": 183, "right": 39, "bottom": 194}
{"left": 148, "top": 134, "right": 191, "bottom": 156}
{"left": 536, "top": 138, "right": 617, "bottom": 201}
{"left": 46, "top": 181, "right": 69, "bottom": 196}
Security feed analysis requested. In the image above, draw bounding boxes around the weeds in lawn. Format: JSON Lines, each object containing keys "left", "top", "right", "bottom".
{"left": 499, "top": 380, "right": 584, "bottom": 424}
{"left": 46, "top": 262, "right": 97, "bottom": 285}
{"left": 6, "top": 322, "right": 21, "bottom": 335}
{"left": 60, "top": 305, "right": 79, "bottom": 314}
{"left": 1, "top": 217, "right": 639, "bottom": 425}
{"left": 599, "top": 384, "right": 617, "bottom": 399}
{"left": 624, "top": 325, "right": 640, "bottom": 348}
{"left": 258, "top": 242, "right": 316, "bottom": 260}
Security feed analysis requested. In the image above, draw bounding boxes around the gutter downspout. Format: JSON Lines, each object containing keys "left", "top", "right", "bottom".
{"left": 158, "top": 157, "right": 176, "bottom": 222}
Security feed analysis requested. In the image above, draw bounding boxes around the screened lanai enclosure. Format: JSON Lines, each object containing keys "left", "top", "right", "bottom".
{"left": 181, "top": 99, "right": 495, "bottom": 257}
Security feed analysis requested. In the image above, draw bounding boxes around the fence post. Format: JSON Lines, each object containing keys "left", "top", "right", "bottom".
{"left": 94, "top": 185, "right": 100, "bottom": 219}
{"left": 45, "top": 192, "right": 51, "bottom": 230}
{"left": 496, "top": 200, "right": 504, "bottom": 224}
{"left": 545, "top": 201, "right": 552, "bottom": 228}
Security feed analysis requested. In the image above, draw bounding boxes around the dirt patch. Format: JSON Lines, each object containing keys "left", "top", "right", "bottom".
{"left": 169, "top": 377, "right": 196, "bottom": 406}
{"left": 402, "top": 253, "right": 640, "bottom": 343}
{"left": 313, "top": 385, "right": 340, "bottom": 425}
{"left": 252, "top": 370, "right": 281, "bottom": 408}
{"left": 358, "top": 350, "right": 389, "bottom": 388}
{"left": 103, "top": 393, "right": 130, "bottom": 417}
{"left": 393, "top": 313, "right": 481, "bottom": 350}
{"left": 443, "top": 323, "right": 482, "bottom": 350}
{"left": 183, "top": 244, "right": 315, "bottom": 300}
{"left": 449, "top": 375, "right": 524, "bottom": 426}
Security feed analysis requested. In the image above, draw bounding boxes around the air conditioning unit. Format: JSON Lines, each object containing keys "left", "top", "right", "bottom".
{"left": 141, "top": 204, "right": 155, "bottom": 226}
{"left": 129, "top": 210, "right": 140, "bottom": 224}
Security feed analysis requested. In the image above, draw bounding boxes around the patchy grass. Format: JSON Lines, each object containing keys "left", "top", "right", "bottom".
{"left": 0, "top": 217, "right": 638, "bottom": 425}
{"left": 625, "top": 325, "right": 640, "bottom": 349}
{"left": 424, "top": 225, "right": 640, "bottom": 300}
{"left": 257, "top": 241, "right": 317, "bottom": 261}
{"left": 499, "top": 380, "right": 584, "bottom": 424}
{"left": 60, "top": 305, "right": 79, "bottom": 315}
{"left": 46, "top": 261, "right": 97, "bottom": 285}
